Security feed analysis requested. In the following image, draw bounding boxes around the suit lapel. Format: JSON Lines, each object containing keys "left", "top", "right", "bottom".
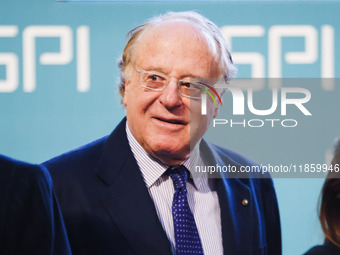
{"left": 200, "top": 140, "right": 253, "bottom": 255}
{"left": 96, "top": 118, "right": 172, "bottom": 255}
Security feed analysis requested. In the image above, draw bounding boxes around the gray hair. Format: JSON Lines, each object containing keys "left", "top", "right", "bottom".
{"left": 118, "top": 11, "right": 237, "bottom": 99}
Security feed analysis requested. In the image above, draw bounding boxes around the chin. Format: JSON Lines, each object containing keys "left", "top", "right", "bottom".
{"left": 151, "top": 142, "right": 190, "bottom": 164}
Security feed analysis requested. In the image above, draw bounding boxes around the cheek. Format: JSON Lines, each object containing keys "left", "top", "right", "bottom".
{"left": 124, "top": 80, "right": 142, "bottom": 109}
{"left": 125, "top": 85, "right": 160, "bottom": 117}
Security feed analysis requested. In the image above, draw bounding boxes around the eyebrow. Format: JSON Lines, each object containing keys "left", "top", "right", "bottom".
{"left": 137, "top": 65, "right": 203, "bottom": 79}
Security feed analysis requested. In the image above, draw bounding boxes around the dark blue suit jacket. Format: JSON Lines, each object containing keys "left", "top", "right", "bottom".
{"left": 0, "top": 155, "right": 71, "bottom": 255}
{"left": 43, "top": 118, "right": 281, "bottom": 255}
{"left": 304, "top": 241, "right": 340, "bottom": 255}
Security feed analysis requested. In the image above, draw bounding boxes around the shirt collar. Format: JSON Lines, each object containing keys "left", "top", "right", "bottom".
{"left": 186, "top": 142, "right": 211, "bottom": 191}
{"left": 126, "top": 123, "right": 167, "bottom": 188}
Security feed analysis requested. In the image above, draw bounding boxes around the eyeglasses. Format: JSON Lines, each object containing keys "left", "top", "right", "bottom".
{"left": 133, "top": 66, "right": 215, "bottom": 99}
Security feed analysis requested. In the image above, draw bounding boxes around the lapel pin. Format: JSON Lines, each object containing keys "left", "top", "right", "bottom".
{"left": 242, "top": 199, "right": 249, "bottom": 206}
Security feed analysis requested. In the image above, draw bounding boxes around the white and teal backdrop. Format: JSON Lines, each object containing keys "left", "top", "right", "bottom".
{"left": 1, "top": 0, "right": 340, "bottom": 254}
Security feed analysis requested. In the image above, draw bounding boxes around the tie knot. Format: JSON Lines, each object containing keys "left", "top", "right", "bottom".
{"left": 167, "top": 165, "right": 188, "bottom": 191}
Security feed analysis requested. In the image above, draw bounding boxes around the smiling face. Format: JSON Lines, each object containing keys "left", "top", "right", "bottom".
{"left": 123, "top": 21, "right": 221, "bottom": 165}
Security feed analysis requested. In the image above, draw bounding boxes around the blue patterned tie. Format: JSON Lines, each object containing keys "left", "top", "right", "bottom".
{"left": 167, "top": 165, "right": 204, "bottom": 255}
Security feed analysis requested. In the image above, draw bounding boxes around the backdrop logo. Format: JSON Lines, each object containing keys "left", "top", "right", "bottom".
{"left": 0, "top": 25, "right": 90, "bottom": 93}
{"left": 198, "top": 82, "right": 222, "bottom": 106}
{"left": 1, "top": 24, "right": 336, "bottom": 93}
{"left": 221, "top": 25, "right": 335, "bottom": 91}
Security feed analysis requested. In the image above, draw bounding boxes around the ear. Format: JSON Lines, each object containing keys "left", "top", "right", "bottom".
{"left": 123, "top": 81, "right": 130, "bottom": 106}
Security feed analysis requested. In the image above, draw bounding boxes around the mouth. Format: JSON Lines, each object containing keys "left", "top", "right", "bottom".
{"left": 154, "top": 117, "right": 186, "bottom": 125}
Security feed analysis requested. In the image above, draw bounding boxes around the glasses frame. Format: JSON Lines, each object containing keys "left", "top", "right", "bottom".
{"left": 132, "top": 65, "right": 214, "bottom": 100}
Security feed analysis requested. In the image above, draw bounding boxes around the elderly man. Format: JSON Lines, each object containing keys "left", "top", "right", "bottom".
{"left": 43, "top": 11, "right": 281, "bottom": 255}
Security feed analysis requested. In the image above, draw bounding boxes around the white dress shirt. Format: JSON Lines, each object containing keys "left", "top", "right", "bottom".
{"left": 126, "top": 124, "right": 223, "bottom": 255}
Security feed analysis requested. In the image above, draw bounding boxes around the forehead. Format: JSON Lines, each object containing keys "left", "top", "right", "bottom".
{"left": 134, "top": 21, "right": 220, "bottom": 78}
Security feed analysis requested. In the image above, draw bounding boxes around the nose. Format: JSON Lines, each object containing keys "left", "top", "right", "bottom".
{"left": 158, "top": 78, "right": 183, "bottom": 109}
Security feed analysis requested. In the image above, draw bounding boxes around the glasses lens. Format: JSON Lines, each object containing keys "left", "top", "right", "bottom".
{"left": 179, "top": 81, "right": 203, "bottom": 98}
{"left": 141, "top": 71, "right": 167, "bottom": 90}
